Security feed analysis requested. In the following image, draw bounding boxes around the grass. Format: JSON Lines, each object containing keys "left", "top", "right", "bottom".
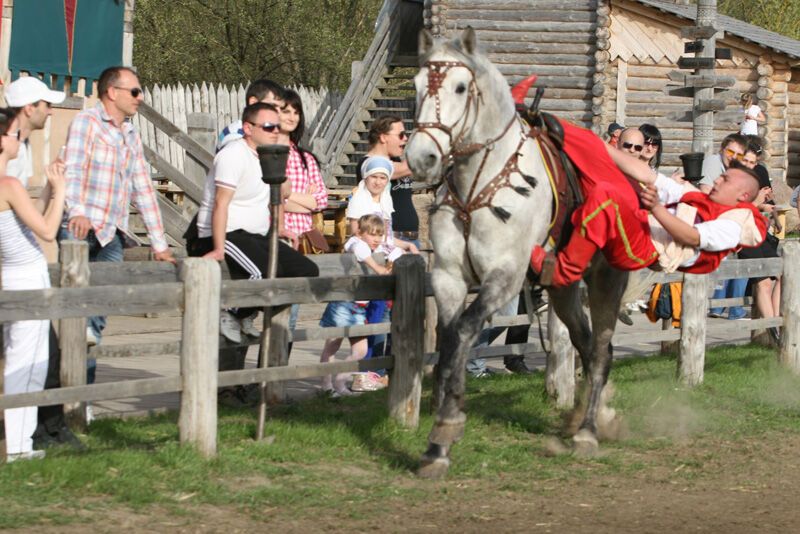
{"left": 1, "top": 343, "right": 799, "bottom": 527}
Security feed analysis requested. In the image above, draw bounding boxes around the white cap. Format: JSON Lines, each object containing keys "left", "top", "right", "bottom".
{"left": 5, "top": 77, "right": 66, "bottom": 107}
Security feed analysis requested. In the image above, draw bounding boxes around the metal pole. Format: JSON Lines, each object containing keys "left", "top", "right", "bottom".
{"left": 254, "top": 144, "right": 289, "bottom": 441}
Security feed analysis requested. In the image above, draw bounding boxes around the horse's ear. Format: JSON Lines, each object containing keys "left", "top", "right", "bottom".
{"left": 419, "top": 29, "right": 435, "bottom": 56}
{"left": 460, "top": 26, "right": 477, "bottom": 55}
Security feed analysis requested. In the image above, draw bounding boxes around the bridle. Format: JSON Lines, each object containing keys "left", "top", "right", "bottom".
{"left": 413, "top": 59, "right": 484, "bottom": 161}
{"left": 413, "top": 58, "right": 528, "bottom": 238}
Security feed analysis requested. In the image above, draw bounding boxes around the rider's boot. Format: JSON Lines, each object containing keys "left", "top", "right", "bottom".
{"left": 531, "top": 232, "right": 597, "bottom": 287}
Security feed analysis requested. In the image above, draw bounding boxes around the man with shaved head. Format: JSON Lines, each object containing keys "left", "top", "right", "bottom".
{"left": 617, "top": 128, "right": 645, "bottom": 158}
{"left": 528, "top": 121, "right": 767, "bottom": 288}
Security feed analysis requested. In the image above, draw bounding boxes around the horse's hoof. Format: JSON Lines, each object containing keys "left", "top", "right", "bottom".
{"left": 417, "top": 456, "right": 450, "bottom": 479}
{"left": 572, "top": 429, "right": 600, "bottom": 457}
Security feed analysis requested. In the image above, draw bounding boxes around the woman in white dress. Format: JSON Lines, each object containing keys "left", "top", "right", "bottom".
{"left": 0, "top": 108, "right": 66, "bottom": 462}
{"left": 740, "top": 94, "right": 765, "bottom": 136}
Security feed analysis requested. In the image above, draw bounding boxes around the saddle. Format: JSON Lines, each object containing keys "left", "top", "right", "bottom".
{"left": 520, "top": 89, "right": 583, "bottom": 253}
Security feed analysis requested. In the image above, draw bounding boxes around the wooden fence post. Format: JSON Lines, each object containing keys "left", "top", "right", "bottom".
{"left": 0, "top": 255, "right": 5, "bottom": 461}
{"left": 678, "top": 273, "right": 708, "bottom": 386}
{"left": 388, "top": 254, "right": 426, "bottom": 428}
{"left": 179, "top": 258, "right": 220, "bottom": 458}
{"left": 423, "top": 254, "right": 437, "bottom": 376}
{"left": 780, "top": 242, "right": 800, "bottom": 373}
{"left": 59, "top": 241, "right": 90, "bottom": 430}
{"left": 546, "top": 306, "right": 575, "bottom": 408}
{"left": 264, "top": 306, "right": 292, "bottom": 406}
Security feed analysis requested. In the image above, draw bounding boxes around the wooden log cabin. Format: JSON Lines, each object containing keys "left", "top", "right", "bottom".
{"left": 421, "top": 0, "right": 800, "bottom": 197}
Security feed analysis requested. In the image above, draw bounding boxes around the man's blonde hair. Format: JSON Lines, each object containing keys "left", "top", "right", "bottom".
{"left": 358, "top": 214, "right": 385, "bottom": 235}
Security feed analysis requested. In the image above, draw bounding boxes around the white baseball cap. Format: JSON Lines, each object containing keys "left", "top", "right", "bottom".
{"left": 4, "top": 77, "right": 66, "bottom": 107}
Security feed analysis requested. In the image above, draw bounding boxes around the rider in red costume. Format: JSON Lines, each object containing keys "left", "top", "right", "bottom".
{"left": 528, "top": 120, "right": 767, "bottom": 287}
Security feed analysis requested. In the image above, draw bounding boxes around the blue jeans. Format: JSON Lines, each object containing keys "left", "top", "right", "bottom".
{"left": 709, "top": 278, "right": 748, "bottom": 319}
{"left": 58, "top": 228, "right": 125, "bottom": 384}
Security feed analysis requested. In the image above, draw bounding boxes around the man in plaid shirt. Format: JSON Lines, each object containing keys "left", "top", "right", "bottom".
{"left": 62, "top": 66, "right": 175, "bottom": 360}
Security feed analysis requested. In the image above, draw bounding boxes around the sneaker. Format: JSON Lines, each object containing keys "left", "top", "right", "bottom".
{"left": 240, "top": 314, "right": 261, "bottom": 338}
{"left": 768, "top": 327, "right": 781, "bottom": 345}
{"left": 6, "top": 450, "right": 46, "bottom": 463}
{"left": 351, "top": 372, "right": 388, "bottom": 392}
{"left": 505, "top": 359, "right": 534, "bottom": 375}
{"left": 86, "top": 327, "right": 98, "bottom": 347}
{"left": 617, "top": 310, "right": 634, "bottom": 326}
{"left": 707, "top": 312, "right": 724, "bottom": 319}
{"left": 220, "top": 311, "right": 242, "bottom": 343}
{"left": 728, "top": 311, "right": 751, "bottom": 321}
{"left": 34, "top": 426, "right": 86, "bottom": 452}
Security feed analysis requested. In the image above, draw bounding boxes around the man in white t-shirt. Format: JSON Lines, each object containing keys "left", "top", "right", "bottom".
{"left": 190, "top": 102, "right": 318, "bottom": 342}
{"left": 4, "top": 77, "right": 66, "bottom": 186}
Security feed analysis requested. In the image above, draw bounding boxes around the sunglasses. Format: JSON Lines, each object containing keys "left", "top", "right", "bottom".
{"left": 3, "top": 130, "right": 20, "bottom": 140}
{"left": 114, "top": 86, "right": 143, "bottom": 98}
{"left": 247, "top": 121, "right": 280, "bottom": 133}
{"left": 724, "top": 148, "right": 744, "bottom": 161}
{"left": 643, "top": 139, "right": 659, "bottom": 147}
{"left": 389, "top": 131, "right": 408, "bottom": 140}
{"left": 622, "top": 142, "right": 644, "bottom": 152}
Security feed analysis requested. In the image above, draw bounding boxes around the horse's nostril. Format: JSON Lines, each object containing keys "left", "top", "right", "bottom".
{"left": 426, "top": 153, "right": 438, "bottom": 166}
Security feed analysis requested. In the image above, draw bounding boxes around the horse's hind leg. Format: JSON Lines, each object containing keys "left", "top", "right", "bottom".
{"left": 419, "top": 269, "right": 520, "bottom": 478}
{"left": 574, "top": 264, "right": 628, "bottom": 453}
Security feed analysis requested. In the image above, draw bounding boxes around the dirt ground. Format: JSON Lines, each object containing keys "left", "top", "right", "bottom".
{"left": 45, "top": 431, "right": 800, "bottom": 533}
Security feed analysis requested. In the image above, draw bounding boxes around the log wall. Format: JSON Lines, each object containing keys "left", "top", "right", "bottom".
{"left": 788, "top": 70, "right": 800, "bottom": 187}
{"left": 428, "top": 0, "right": 600, "bottom": 127}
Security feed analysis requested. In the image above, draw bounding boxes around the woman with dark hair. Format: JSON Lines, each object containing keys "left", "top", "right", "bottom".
{"left": 639, "top": 123, "right": 663, "bottom": 170}
{"left": 0, "top": 108, "right": 66, "bottom": 461}
{"left": 279, "top": 89, "right": 329, "bottom": 253}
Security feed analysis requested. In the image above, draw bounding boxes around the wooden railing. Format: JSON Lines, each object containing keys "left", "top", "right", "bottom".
{"left": 1, "top": 242, "right": 799, "bottom": 459}
{"left": 314, "top": 0, "right": 404, "bottom": 184}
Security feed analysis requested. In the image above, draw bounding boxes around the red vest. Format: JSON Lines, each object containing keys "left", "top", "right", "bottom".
{"left": 675, "top": 192, "right": 768, "bottom": 274}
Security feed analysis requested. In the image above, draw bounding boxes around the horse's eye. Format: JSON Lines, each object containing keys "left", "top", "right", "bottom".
{"left": 455, "top": 83, "right": 466, "bottom": 94}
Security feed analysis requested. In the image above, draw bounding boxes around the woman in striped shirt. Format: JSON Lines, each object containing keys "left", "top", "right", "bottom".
{"left": 0, "top": 108, "right": 66, "bottom": 462}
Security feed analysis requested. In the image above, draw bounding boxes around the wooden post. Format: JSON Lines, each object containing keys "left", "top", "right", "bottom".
{"left": 264, "top": 305, "right": 292, "bottom": 406}
{"left": 59, "top": 241, "right": 90, "bottom": 430}
{"left": 678, "top": 273, "right": 708, "bottom": 386}
{"left": 779, "top": 242, "right": 800, "bottom": 372}
{"left": 545, "top": 306, "right": 575, "bottom": 408}
{"left": 691, "top": 0, "right": 718, "bottom": 157}
{"left": 388, "top": 254, "right": 426, "bottom": 428}
{"left": 178, "top": 258, "right": 220, "bottom": 458}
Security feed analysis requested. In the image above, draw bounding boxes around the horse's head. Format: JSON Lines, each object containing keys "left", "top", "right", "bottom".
{"left": 405, "top": 27, "right": 513, "bottom": 184}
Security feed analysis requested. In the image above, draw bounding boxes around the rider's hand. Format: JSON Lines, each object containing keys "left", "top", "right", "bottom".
{"left": 640, "top": 184, "right": 660, "bottom": 211}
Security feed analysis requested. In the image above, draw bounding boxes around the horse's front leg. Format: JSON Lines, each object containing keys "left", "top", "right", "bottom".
{"left": 419, "top": 268, "right": 521, "bottom": 478}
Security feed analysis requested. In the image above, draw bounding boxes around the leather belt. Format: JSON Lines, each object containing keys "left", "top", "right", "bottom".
{"left": 393, "top": 230, "right": 419, "bottom": 240}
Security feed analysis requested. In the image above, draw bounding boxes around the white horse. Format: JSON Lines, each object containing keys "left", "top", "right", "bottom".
{"left": 405, "top": 28, "right": 630, "bottom": 478}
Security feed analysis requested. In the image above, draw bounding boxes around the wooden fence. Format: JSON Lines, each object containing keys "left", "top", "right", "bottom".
{"left": 1, "top": 242, "right": 799, "bottom": 459}
{"left": 132, "top": 83, "right": 343, "bottom": 176}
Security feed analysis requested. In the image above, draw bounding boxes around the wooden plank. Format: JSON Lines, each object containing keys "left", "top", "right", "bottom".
{"left": 616, "top": 60, "right": 628, "bottom": 126}
{"left": 0, "top": 283, "right": 184, "bottom": 322}
{"left": 143, "top": 139, "right": 205, "bottom": 202}
{"left": 0, "top": 376, "right": 181, "bottom": 410}
{"left": 155, "top": 195, "right": 192, "bottom": 243}
{"left": 90, "top": 341, "right": 181, "bottom": 359}
{"left": 678, "top": 273, "right": 708, "bottom": 386}
{"left": 388, "top": 255, "right": 426, "bottom": 428}
{"left": 220, "top": 275, "right": 395, "bottom": 308}
{"left": 217, "top": 356, "right": 394, "bottom": 388}
{"left": 264, "top": 306, "right": 292, "bottom": 406}
{"left": 138, "top": 102, "right": 214, "bottom": 169}
{"left": 780, "top": 242, "right": 800, "bottom": 373}
{"left": 58, "top": 242, "right": 89, "bottom": 430}
{"left": 178, "top": 259, "right": 220, "bottom": 457}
